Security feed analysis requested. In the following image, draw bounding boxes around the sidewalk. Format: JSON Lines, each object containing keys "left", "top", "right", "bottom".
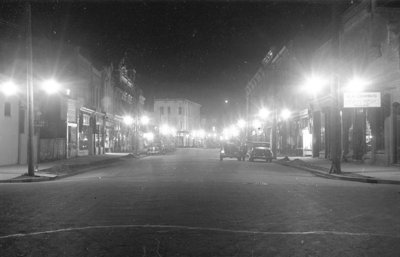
{"left": 0, "top": 153, "right": 136, "bottom": 183}
{"left": 276, "top": 156, "right": 400, "bottom": 185}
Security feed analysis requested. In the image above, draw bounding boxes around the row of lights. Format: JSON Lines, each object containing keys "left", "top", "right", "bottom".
{"left": 123, "top": 115, "right": 150, "bottom": 126}
{"left": 221, "top": 74, "right": 369, "bottom": 141}
{"left": 1, "top": 79, "right": 63, "bottom": 96}
{"left": 302, "top": 75, "right": 369, "bottom": 95}
{"left": 221, "top": 108, "right": 292, "bottom": 141}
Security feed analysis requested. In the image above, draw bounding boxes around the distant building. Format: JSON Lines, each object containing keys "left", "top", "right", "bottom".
{"left": 154, "top": 98, "right": 201, "bottom": 147}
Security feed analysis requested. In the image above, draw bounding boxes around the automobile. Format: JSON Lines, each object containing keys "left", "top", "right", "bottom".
{"left": 247, "top": 142, "right": 273, "bottom": 162}
{"left": 147, "top": 143, "right": 166, "bottom": 155}
{"left": 220, "top": 142, "right": 245, "bottom": 161}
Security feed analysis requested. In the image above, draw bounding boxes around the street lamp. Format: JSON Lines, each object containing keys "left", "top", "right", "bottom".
{"left": 143, "top": 132, "right": 154, "bottom": 142}
{"left": 41, "top": 78, "right": 61, "bottom": 95}
{"left": 140, "top": 115, "right": 150, "bottom": 125}
{"left": 1, "top": 80, "right": 18, "bottom": 96}
{"left": 303, "top": 75, "right": 329, "bottom": 95}
{"left": 237, "top": 119, "right": 246, "bottom": 129}
{"left": 280, "top": 109, "right": 291, "bottom": 120}
{"left": 123, "top": 115, "right": 134, "bottom": 125}
{"left": 343, "top": 76, "right": 369, "bottom": 92}
{"left": 258, "top": 107, "right": 270, "bottom": 120}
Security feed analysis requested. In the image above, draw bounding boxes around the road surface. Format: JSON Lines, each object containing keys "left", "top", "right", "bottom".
{"left": 1, "top": 148, "right": 399, "bottom": 256}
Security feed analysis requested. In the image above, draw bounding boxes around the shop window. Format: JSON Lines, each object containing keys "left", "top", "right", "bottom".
{"left": 83, "top": 114, "right": 90, "bottom": 126}
{"left": 4, "top": 102, "right": 11, "bottom": 117}
{"left": 79, "top": 113, "right": 91, "bottom": 151}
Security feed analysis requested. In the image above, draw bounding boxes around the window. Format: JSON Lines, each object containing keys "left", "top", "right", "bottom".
{"left": 179, "top": 107, "right": 182, "bottom": 115}
{"left": 83, "top": 114, "right": 90, "bottom": 126}
{"left": 4, "top": 102, "right": 11, "bottom": 117}
{"left": 167, "top": 106, "right": 171, "bottom": 114}
{"left": 160, "top": 106, "right": 164, "bottom": 115}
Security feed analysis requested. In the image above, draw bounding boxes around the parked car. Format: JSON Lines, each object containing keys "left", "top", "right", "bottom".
{"left": 147, "top": 143, "right": 166, "bottom": 155}
{"left": 247, "top": 142, "right": 273, "bottom": 162}
{"left": 220, "top": 142, "right": 245, "bottom": 161}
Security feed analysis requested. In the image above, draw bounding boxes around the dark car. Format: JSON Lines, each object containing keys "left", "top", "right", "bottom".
{"left": 147, "top": 142, "right": 166, "bottom": 155}
{"left": 247, "top": 142, "right": 273, "bottom": 162}
{"left": 220, "top": 142, "right": 245, "bottom": 161}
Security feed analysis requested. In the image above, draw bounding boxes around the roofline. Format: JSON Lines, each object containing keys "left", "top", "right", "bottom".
{"left": 154, "top": 98, "right": 201, "bottom": 107}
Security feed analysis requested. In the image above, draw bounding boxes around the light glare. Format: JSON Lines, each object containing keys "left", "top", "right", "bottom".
{"left": 123, "top": 115, "right": 134, "bottom": 125}
{"left": 258, "top": 108, "right": 270, "bottom": 119}
{"left": 344, "top": 77, "right": 369, "bottom": 92}
{"left": 42, "top": 79, "right": 61, "bottom": 94}
{"left": 140, "top": 115, "right": 150, "bottom": 125}
{"left": 1, "top": 81, "right": 18, "bottom": 96}
{"left": 303, "top": 76, "right": 328, "bottom": 94}
{"left": 237, "top": 119, "right": 246, "bottom": 128}
{"left": 143, "top": 132, "right": 154, "bottom": 141}
{"left": 281, "top": 109, "right": 291, "bottom": 120}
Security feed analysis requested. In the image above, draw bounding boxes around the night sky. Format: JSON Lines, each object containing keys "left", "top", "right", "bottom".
{"left": 0, "top": 1, "right": 341, "bottom": 118}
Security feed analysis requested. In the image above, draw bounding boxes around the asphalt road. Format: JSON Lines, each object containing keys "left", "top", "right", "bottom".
{"left": 1, "top": 148, "right": 399, "bottom": 257}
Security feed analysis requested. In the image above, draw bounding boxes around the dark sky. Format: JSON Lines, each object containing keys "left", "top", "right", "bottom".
{"left": 0, "top": 1, "right": 341, "bottom": 118}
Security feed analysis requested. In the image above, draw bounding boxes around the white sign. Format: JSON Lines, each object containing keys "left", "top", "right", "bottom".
{"left": 343, "top": 92, "right": 381, "bottom": 108}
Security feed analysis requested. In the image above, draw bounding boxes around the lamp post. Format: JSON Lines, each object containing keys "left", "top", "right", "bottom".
{"left": 303, "top": 74, "right": 341, "bottom": 172}
{"left": 26, "top": 2, "right": 35, "bottom": 176}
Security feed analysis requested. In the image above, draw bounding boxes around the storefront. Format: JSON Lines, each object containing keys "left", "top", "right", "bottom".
{"left": 104, "top": 119, "right": 114, "bottom": 153}
{"left": 66, "top": 99, "right": 78, "bottom": 159}
{"left": 94, "top": 113, "right": 105, "bottom": 155}
{"left": 78, "top": 108, "right": 94, "bottom": 156}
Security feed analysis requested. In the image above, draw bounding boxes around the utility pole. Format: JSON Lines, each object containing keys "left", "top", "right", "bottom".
{"left": 26, "top": 2, "right": 35, "bottom": 176}
{"left": 329, "top": 3, "right": 342, "bottom": 174}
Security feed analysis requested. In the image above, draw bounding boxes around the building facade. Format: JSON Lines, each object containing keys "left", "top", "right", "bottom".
{"left": 154, "top": 98, "right": 201, "bottom": 147}
{"left": 0, "top": 38, "right": 145, "bottom": 166}
{"left": 310, "top": 0, "right": 400, "bottom": 165}
{"left": 245, "top": 0, "right": 400, "bottom": 166}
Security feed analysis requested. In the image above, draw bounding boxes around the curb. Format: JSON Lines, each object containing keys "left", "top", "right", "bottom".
{"left": 275, "top": 160, "right": 400, "bottom": 185}
{"left": 0, "top": 155, "right": 135, "bottom": 183}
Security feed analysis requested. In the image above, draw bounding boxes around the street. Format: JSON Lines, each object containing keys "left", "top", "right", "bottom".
{"left": 1, "top": 148, "right": 399, "bottom": 257}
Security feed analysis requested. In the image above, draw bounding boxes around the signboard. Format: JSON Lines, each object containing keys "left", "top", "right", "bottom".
{"left": 343, "top": 92, "right": 381, "bottom": 108}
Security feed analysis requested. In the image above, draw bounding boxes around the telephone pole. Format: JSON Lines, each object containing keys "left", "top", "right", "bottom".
{"left": 329, "top": 3, "right": 342, "bottom": 174}
{"left": 26, "top": 2, "right": 35, "bottom": 176}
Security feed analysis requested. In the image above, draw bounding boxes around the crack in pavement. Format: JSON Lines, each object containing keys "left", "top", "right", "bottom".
{"left": 1, "top": 224, "right": 398, "bottom": 239}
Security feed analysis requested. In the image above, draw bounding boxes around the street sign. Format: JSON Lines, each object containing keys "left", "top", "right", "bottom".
{"left": 343, "top": 92, "right": 381, "bottom": 108}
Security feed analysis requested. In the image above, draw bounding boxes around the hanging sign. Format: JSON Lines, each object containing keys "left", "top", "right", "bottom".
{"left": 343, "top": 92, "right": 381, "bottom": 108}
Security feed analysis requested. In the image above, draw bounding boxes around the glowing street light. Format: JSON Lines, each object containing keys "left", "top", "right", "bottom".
{"left": 237, "top": 119, "right": 246, "bottom": 129}
{"left": 41, "top": 78, "right": 61, "bottom": 94}
{"left": 143, "top": 132, "right": 154, "bottom": 142}
{"left": 280, "top": 109, "right": 291, "bottom": 120}
{"left": 123, "top": 115, "right": 134, "bottom": 125}
{"left": 258, "top": 107, "right": 270, "bottom": 119}
{"left": 344, "top": 76, "right": 369, "bottom": 92}
{"left": 160, "top": 124, "right": 170, "bottom": 135}
{"left": 160, "top": 124, "right": 176, "bottom": 136}
{"left": 252, "top": 119, "right": 262, "bottom": 129}
{"left": 197, "top": 129, "right": 206, "bottom": 138}
{"left": 140, "top": 115, "right": 150, "bottom": 125}
{"left": 1, "top": 80, "right": 18, "bottom": 96}
{"left": 303, "top": 75, "right": 328, "bottom": 95}
{"left": 224, "top": 99, "right": 229, "bottom": 104}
